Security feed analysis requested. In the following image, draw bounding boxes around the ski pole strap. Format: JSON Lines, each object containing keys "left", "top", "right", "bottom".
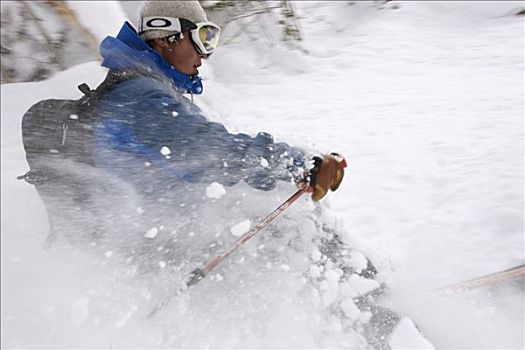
{"left": 307, "top": 156, "right": 323, "bottom": 188}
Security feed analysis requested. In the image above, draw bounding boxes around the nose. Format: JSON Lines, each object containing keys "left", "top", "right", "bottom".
{"left": 195, "top": 56, "right": 202, "bottom": 67}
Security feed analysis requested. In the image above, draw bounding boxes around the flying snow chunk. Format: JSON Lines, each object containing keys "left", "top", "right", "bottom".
{"left": 389, "top": 317, "right": 435, "bottom": 350}
{"left": 360, "top": 311, "right": 373, "bottom": 324}
{"left": 321, "top": 269, "right": 341, "bottom": 306}
{"left": 310, "top": 247, "right": 322, "bottom": 262}
{"left": 231, "top": 219, "right": 251, "bottom": 236}
{"left": 105, "top": 251, "right": 113, "bottom": 258}
{"left": 346, "top": 251, "right": 368, "bottom": 273}
{"left": 348, "top": 274, "right": 380, "bottom": 295}
{"left": 206, "top": 182, "right": 226, "bottom": 199}
{"left": 160, "top": 146, "right": 171, "bottom": 156}
{"left": 260, "top": 157, "right": 269, "bottom": 168}
{"left": 69, "top": 114, "right": 79, "bottom": 120}
{"left": 145, "top": 227, "right": 159, "bottom": 238}
{"left": 340, "top": 298, "right": 361, "bottom": 321}
{"left": 340, "top": 274, "right": 381, "bottom": 298}
{"left": 172, "top": 111, "right": 179, "bottom": 117}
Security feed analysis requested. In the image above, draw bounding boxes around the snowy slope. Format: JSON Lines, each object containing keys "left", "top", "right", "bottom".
{"left": 184, "top": 1, "right": 524, "bottom": 348}
{"left": 2, "top": 1, "right": 524, "bottom": 349}
{"left": 201, "top": 2, "right": 525, "bottom": 347}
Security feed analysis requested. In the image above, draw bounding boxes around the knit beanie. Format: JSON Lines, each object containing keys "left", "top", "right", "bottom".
{"left": 139, "top": 1, "right": 208, "bottom": 41}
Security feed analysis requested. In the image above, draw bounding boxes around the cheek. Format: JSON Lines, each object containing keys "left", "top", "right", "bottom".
{"left": 183, "top": 49, "right": 196, "bottom": 66}
{"left": 170, "top": 48, "right": 192, "bottom": 70}
{"left": 183, "top": 43, "right": 198, "bottom": 62}
{"left": 168, "top": 40, "right": 199, "bottom": 73}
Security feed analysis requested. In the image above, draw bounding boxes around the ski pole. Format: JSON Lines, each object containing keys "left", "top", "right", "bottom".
{"left": 437, "top": 263, "right": 525, "bottom": 292}
{"left": 147, "top": 184, "right": 309, "bottom": 318}
{"left": 186, "top": 184, "right": 309, "bottom": 287}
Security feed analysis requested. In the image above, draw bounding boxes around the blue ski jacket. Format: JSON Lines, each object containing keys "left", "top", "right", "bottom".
{"left": 93, "top": 22, "right": 306, "bottom": 196}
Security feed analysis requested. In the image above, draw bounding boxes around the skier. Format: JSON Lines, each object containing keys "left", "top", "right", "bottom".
{"left": 20, "top": 0, "right": 346, "bottom": 248}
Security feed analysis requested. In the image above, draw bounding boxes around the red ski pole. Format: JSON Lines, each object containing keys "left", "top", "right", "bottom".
{"left": 186, "top": 184, "right": 309, "bottom": 287}
{"left": 147, "top": 185, "right": 309, "bottom": 318}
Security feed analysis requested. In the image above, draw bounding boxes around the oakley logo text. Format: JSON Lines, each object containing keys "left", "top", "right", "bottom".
{"left": 146, "top": 18, "right": 172, "bottom": 28}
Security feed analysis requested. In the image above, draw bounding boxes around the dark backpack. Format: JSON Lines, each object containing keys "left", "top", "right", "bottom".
{"left": 18, "top": 70, "right": 133, "bottom": 185}
{"left": 17, "top": 70, "right": 136, "bottom": 245}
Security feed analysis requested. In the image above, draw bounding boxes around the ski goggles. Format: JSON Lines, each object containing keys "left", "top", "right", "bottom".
{"left": 139, "top": 16, "right": 221, "bottom": 55}
{"left": 190, "top": 22, "right": 221, "bottom": 56}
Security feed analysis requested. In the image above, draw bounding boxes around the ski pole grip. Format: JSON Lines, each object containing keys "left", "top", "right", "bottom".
{"left": 186, "top": 268, "right": 205, "bottom": 287}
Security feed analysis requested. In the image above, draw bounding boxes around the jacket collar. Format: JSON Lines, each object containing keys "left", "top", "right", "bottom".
{"left": 99, "top": 22, "right": 203, "bottom": 95}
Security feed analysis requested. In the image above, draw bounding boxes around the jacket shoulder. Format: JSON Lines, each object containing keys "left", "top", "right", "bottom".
{"left": 108, "top": 75, "right": 175, "bottom": 99}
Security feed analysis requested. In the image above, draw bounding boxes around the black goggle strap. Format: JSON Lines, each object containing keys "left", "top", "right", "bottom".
{"left": 166, "top": 33, "right": 184, "bottom": 43}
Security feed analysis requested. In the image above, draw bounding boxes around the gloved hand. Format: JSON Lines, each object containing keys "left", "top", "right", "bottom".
{"left": 307, "top": 153, "right": 347, "bottom": 201}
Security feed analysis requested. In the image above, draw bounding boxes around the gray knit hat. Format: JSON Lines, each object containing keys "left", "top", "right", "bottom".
{"left": 139, "top": 1, "right": 208, "bottom": 41}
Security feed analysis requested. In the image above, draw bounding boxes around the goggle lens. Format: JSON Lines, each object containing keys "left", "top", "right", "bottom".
{"left": 194, "top": 24, "right": 220, "bottom": 55}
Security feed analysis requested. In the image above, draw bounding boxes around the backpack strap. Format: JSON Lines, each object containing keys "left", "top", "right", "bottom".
{"left": 94, "top": 70, "right": 141, "bottom": 97}
{"left": 77, "top": 69, "right": 141, "bottom": 107}
{"left": 78, "top": 83, "right": 92, "bottom": 96}
{"left": 17, "top": 170, "right": 50, "bottom": 186}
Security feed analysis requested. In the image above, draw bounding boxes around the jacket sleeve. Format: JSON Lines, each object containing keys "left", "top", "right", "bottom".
{"left": 95, "top": 78, "right": 308, "bottom": 193}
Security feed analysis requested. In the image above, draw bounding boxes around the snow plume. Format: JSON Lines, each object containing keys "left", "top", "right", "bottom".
{"left": 111, "top": 181, "right": 403, "bottom": 349}
{"left": 3, "top": 68, "right": 410, "bottom": 345}
{"left": 7, "top": 167, "right": 409, "bottom": 348}
{"left": 1, "top": 30, "right": 428, "bottom": 350}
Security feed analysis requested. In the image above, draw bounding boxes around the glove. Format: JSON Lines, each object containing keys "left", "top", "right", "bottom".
{"left": 307, "top": 153, "right": 347, "bottom": 201}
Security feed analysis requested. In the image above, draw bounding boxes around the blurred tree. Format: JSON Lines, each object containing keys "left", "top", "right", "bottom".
{"left": 0, "top": 1, "right": 99, "bottom": 83}
{"left": 280, "top": 0, "right": 302, "bottom": 42}
{"left": 1, "top": 0, "right": 305, "bottom": 83}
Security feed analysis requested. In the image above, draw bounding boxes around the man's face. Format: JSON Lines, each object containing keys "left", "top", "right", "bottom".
{"left": 163, "top": 33, "right": 207, "bottom": 76}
